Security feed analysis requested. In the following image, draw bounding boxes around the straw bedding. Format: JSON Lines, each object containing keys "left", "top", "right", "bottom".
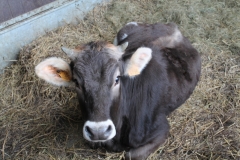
{"left": 0, "top": 0, "right": 239, "bottom": 159}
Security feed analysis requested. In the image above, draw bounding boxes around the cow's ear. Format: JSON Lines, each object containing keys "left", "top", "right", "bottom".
{"left": 61, "top": 47, "right": 79, "bottom": 60}
{"left": 35, "top": 57, "right": 72, "bottom": 86}
{"left": 125, "top": 47, "right": 152, "bottom": 77}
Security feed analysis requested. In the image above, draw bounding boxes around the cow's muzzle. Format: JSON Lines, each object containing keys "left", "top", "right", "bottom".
{"left": 83, "top": 119, "right": 116, "bottom": 142}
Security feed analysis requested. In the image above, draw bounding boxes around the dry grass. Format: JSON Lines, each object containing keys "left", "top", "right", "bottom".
{"left": 0, "top": 0, "right": 240, "bottom": 159}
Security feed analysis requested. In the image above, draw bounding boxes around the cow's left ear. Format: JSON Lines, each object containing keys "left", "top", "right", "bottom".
{"left": 124, "top": 47, "right": 152, "bottom": 77}
{"left": 35, "top": 57, "right": 72, "bottom": 86}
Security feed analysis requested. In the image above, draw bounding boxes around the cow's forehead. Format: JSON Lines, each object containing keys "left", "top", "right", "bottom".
{"left": 72, "top": 48, "right": 119, "bottom": 83}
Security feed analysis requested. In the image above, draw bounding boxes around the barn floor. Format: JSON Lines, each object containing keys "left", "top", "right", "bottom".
{"left": 0, "top": 0, "right": 240, "bottom": 159}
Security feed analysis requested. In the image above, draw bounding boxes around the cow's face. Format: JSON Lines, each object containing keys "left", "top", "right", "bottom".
{"left": 70, "top": 42, "right": 122, "bottom": 142}
{"left": 35, "top": 41, "right": 152, "bottom": 142}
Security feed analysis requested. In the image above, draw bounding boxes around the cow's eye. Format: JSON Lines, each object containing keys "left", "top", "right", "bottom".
{"left": 115, "top": 76, "right": 120, "bottom": 85}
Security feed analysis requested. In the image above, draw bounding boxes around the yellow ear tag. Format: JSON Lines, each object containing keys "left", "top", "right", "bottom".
{"left": 57, "top": 70, "right": 72, "bottom": 81}
{"left": 127, "top": 65, "right": 141, "bottom": 76}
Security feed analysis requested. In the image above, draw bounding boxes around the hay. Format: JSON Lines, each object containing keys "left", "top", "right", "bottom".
{"left": 0, "top": 0, "right": 239, "bottom": 159}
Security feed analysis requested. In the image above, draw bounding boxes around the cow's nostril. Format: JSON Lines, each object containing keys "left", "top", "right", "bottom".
{"left": 106, "top": 125, "right": 112, "bottom": 133}
{"left": 85, "top": 126, "right": 94, "bottom": 138}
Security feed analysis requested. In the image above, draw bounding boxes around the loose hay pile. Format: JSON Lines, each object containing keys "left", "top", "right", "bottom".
{"left": 0, "top": 0, "right": 240, "bottom": 159}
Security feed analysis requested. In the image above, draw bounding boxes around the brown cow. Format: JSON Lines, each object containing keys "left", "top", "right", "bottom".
{"left": 35, "top": 22, "right": 201, "bottom": 160}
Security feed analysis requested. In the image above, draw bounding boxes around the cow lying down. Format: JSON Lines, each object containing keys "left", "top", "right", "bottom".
{"left": 35, "top": 22, "right": 201, "bottom": 160}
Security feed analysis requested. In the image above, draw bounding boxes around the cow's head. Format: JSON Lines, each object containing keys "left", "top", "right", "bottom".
{"left": 35, "top": 41, "right": 152, "bottom": 142}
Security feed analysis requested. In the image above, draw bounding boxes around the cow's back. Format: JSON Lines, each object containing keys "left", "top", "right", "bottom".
{"left": 117, "top": 22, "right": 201, "bottom": 119}
{"left": 116, "top": 22, "right": 179, "bottom": 53}
{"left": 113, "top": 24, "right": 201, "bottom": 152}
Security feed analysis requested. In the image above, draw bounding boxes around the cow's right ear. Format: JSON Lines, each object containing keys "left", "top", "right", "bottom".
{"left": 124, "top": 47, "right": 152, "bottom": 77}
{"left": 35, "top": 57, "right": 72, "bottom": 86}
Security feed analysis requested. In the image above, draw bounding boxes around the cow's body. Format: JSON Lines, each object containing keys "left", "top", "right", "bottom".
{"left": 35, "top": 22, "right": 201, "bottom": 160}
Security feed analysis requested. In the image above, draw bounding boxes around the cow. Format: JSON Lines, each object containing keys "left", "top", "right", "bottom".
{"left": 35, "top": 22, "right": 201, "bottom": 160}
